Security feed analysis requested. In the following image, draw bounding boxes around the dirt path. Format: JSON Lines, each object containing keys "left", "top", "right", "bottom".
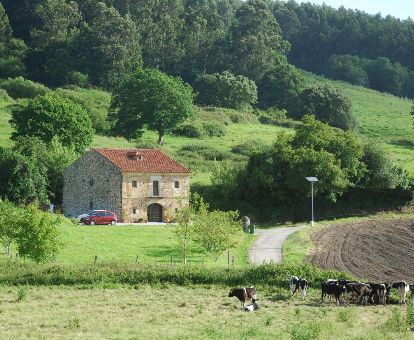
{"left": 307, "top": 218, "right": 414, "bottom": 282}
{"left": 249, "top": 226, "right": 303, "bottom": 265}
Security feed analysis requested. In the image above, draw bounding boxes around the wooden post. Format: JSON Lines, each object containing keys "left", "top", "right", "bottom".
{"left": 170, "top": 256, "right": 173, "bottom": 266}
{"left": 184, "top": 257, "right": 187, "bottom": 265}
{"left": 227, "top": 251, "right": 230, "bottom": 266}
{"left": 94, "top": 255, "right": 98, "bottom": 265}
{"left": 232, "top": 256, "right": 234, "bottom": 268}
{"left": 135, "top": 255, "right": 138, "bottom": 263}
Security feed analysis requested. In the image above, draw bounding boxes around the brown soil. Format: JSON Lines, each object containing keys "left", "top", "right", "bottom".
{"left": 306, "top": 218, "right": 414, "bottom": 282}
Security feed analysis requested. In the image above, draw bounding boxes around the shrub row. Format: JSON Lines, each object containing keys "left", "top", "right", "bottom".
{"left": 0, "top": 262, "right": 353, "bottom": 287}
{"left": 0, "top": 77, "right": 50, "bottom": 99}
{"left": 173, "top": 121, "right": 226, "bottom": 138}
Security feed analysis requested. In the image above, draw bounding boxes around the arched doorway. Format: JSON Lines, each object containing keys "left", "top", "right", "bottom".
{"left": 147, "top": 203, "right": 163, "bottom": 222}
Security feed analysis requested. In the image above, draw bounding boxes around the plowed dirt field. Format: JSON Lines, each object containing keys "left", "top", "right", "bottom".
{"left": 307, "top": 218, "right": 414, "bottom": 282}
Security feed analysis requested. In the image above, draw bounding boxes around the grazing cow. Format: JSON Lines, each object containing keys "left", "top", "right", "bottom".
{"left": 345, "top": 283, "right": 372, "bottom": 305}
{"left": 393, "top": 281, "right": 410, "bottom": 304}
{"left": 228, "top": 286, "right": 257, "bottom": 308}
{"left": 321, "top": 282, "right": 346, "bottom": 305}
{"left": 367, "top": 283, "right": 387, "bottom": 305}
{"left": 244, "top": 300, "right": 260, "bottom": 312}
{"left": 290, "top": 276, "right": 309, "bottom": 299}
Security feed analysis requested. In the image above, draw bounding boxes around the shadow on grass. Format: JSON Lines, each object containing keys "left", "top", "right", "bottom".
{"left": 389, "top": 138, "right": 414, "bottom": 149}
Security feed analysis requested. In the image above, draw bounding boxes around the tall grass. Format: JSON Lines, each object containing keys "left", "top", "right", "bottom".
{"left": 0, "top": 262, "right": 352, "bottom": 287}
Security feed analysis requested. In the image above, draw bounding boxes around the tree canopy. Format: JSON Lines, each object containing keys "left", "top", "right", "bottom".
{"left": 10, "top": 94, "right": 93, "bottom": 153}
{"left": 109, "top": 68, "right": 195, "bottom": 144}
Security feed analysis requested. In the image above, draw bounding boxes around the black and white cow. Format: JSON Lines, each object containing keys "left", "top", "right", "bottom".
{"left": 290, "top": 276, "right": 309, "bottom": 299}
{"left": 228, "top": 286, "right": 257, "bottom": 308}
{"left": 244, "top": 300, "right": 260, "bottom": 312}
{"left": 321, "top": 282, "right": 346, "bottom": 305}
{"left": 393, "top": 281, "right": 410, "bottom": 304}
{"left": 367, "top": 283, "right": 388, "bottom": 305}
{"left": 345, "top": 283, "right": 372, "bottom": 305}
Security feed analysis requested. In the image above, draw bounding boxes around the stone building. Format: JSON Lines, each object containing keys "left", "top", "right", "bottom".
{"left": 63, "top": 148, "right": 191, "bottom": 222}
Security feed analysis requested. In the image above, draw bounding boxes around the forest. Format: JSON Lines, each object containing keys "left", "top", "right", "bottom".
{"left": 3, "top": 0, "right": 414, "bottom": 98}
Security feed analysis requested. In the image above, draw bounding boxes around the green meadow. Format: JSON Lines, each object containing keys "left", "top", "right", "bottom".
{"left": 54, "top": 222, "right": 254, "bottom": 267}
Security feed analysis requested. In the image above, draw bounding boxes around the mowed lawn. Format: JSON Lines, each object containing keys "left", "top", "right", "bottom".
{"left": 0, "top": 285, "right": 413, "bottom": 339}
{"left": 55, "top": 222, "right": 254, "bottom": 267}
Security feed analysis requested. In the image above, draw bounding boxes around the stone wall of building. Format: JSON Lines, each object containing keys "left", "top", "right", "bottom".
{"left": 122, "top": 173, "right": 190, "bottom": 222}
{"left": 63, "top": 151, "right": 123, "bottom": 218}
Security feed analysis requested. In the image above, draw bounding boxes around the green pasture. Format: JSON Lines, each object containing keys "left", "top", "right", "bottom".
{"left": 53, "top": 222, "right": 254, "bottom": 267}
{"left": 0, "top": 285, "right": 413, "bottom": 339}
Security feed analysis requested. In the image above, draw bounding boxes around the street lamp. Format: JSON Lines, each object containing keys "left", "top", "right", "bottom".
{"left": 305, "top": 177, "right": 318, "bottom": 226}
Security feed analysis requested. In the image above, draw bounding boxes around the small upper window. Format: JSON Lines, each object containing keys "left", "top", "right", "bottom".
{"left": 174, "top": 181, "right": 180, "bottom": 189}
{"left": 133, "top": 208, "right": 137, "bottom": 214}
{"left": 132, "top": 181, "right": 137, "bottom": 188}
{"left": 89, "top": 178, "right": 94, "bottom": 186}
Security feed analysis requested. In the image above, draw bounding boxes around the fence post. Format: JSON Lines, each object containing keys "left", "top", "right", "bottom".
{"left": 184, "top": 257, "right": 187, "bottom": 265}
{"left": 170, "top": 256, "right": 173, "bottom": 266}
{"left": 232, "top": 256, "right": 234, "bottom": 268}
{"left": 227, "top": 251, "right": 230, "bottom": 266}
{"left": 135, "top": 255, "right": 138, "bottom": 263}
{"left": 94, "top": 255, "right": 98, "bottom": 265}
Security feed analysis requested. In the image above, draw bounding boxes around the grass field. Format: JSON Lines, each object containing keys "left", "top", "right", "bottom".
{"left": 6, "top": 221, "right": 254, "bottom": 267}
{"left": 0, "top": 285, "right": 413, "bottom": 339}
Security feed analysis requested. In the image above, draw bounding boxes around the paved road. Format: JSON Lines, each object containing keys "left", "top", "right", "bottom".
{"left": 248, "top": 226, "right": 303, "bottom": 265}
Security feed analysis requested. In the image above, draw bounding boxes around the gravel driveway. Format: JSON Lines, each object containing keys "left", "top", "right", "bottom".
{"left": 248, "top": 226, "right": 303, "bottom": 265}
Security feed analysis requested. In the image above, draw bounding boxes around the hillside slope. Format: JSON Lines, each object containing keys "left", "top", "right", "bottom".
{"left": 0, "top": 73, "right": 412, "bottom": 180}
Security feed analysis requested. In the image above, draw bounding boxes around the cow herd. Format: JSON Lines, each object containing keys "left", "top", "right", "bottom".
{"left": 228, "top": 276, "right": 414, "bottom": 311}
{"left": 320, "top": 278, "right": 414, "bottom": 306}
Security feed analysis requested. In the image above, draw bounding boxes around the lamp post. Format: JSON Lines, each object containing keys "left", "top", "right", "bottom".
{"left": 305, "top": 177, "right": 318, "bottom": 226}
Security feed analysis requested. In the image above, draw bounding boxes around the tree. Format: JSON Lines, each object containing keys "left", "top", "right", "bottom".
{"left": 15, "top": 204, "right": 61, "bottom": 263}
{"left": 229, "top": 0, "right": 289, "bottom": 82}
{"left": 194, "top": 71, "right": 258, "bottom": 109}
{"left": 258, "top": 61, "right": 304, "bottom": 110}
{"left": 296, "top": 84, "right": 356, "bottom": 130}
{"left": 0, "top": 200, "right": 20, "bottom": 255}
{"left": 171, "top": 205, "right": 195, "bottom": 261}
{"left": 78, "top": 2, "right": 142, "bottom": 88}
{"left": 192, "top": 204, "right": 241, "bottom": 260}
{"left": 326, "top": 54, "right": 369, "bottom": 86}
{"left": 109, "top": 68, "right": 195, "bottom": 144}
{"left": 0, "top": 147, "right": 49, "bottom": 205}
{"left": 237, "top": 116, "right": 365, "bottom": 210}
{"left": 10, "top": 94, "right": 93, "bottom": 153}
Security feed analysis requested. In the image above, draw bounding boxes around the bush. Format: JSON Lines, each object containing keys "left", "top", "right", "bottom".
{"left": 202, "top": 122, "right": 226, "bottom": 137}
{"left": 173, "top": 122, "right": 204, "bottom": 138}
{"left": 231, "top": 140, "right": 267, "bottom": 156}
{"left": 256, "top": 108, "right": 287, "bottom": 124}
{"left": 178, "top": 145, "right": 232, "bottom": 161}
{"left": 64, "top": 71, "right": 90, "bottom": 88}
{"left": 0, "top": 77, "right": 50, "bottom": 99}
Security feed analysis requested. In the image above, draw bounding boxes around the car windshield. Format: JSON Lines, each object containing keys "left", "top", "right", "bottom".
{"left": 88, "top": 211, "right": 99, "bottom": 216}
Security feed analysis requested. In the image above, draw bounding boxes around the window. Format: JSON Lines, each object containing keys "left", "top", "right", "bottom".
{"left": 153, "top": 181, "right": 159, "bottom": 196}
{"left": 105, "top": 211, "right": 111, "bottom": 216}
{"left": 133, "top": 208, "right": 137, "bottom": 214}
{"left": 89, "top": 178, "right": 94, "bottom": 186}
{"left": 89, "top": 200, "right": 93, "bottom": 210}
{"left": 132, "top": 181, "right": 137, "bottom": 188}
{"left": 174, "top": 181, "right": 180, "bottom": 189}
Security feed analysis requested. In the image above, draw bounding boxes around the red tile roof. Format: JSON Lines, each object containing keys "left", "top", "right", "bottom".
{"left": 92, "top": 148, "right": 191, "bottom": 173}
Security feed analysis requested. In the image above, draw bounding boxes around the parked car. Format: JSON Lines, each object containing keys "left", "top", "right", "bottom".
{"left": 81, "top": 210, "right": 118, "bottom": 225}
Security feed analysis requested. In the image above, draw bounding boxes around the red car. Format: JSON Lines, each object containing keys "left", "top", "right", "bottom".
{"left": 82, "top": 210, "right": 117, "bottom": 225}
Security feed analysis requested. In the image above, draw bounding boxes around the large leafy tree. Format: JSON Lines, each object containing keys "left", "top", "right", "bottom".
{"left": 194, "top": 71, "right": 258, "bottom": 109}
{"left": 0, "top": 3, "right": 27, "bottom": 78}
{"left": 258, "top": 61, "right": 304, "bottom": 110}
{"left": 78, "top": 2, "right": 142, "bottom": 88}
{"left": 295, "top": 84, "right": 356, "bottom": 130}
{"left": 228, "top": 0, "right": 289, "bottom": 82}
{"left": 237, "top": 116, "right": 365, "bottom": 208}
{"left": 0, "top": 147, "right": 49, "bottom": 205}
{"left": 10, "top": 94, "right": 93, "bottom": 153}
{"left": 109, "top": 68, "right": 195, "bottom": 144}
